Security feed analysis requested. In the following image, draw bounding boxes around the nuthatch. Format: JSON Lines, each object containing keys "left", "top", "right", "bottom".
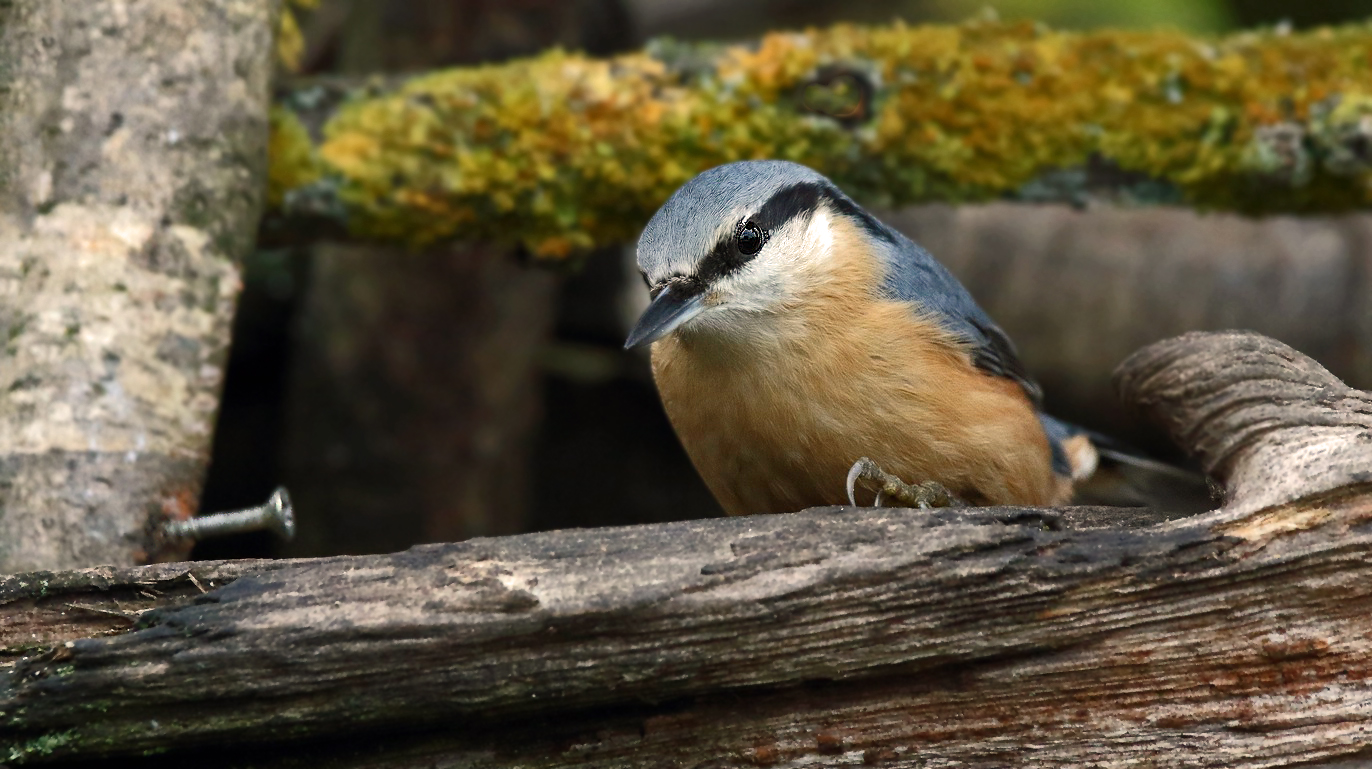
{"left": 625, "top": 160, "right": 1110, "bottom": 514}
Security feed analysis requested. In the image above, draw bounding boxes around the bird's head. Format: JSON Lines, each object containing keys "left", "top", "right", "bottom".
{"left": 625, "top": 160, "right": 881, "bottom": 349}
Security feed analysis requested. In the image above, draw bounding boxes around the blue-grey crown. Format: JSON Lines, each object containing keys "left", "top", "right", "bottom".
{"left": 636, "top": 160, "right": 833, "bottom": 280}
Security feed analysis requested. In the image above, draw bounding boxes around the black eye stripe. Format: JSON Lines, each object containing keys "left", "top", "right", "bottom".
{"left": 649, "top": 273, "right": 704, "bottom": 300}
{"left": 693, "top": 226, "right": 755, "bottom": 287}
{"left": 751, "top": 182, "right": 822, "bottom": 232}
{"left": 682, "top": 180, "right": 897, "bottom": 290}
{"left": 755, "top": 181, "right": 896, "bottom": 248}
{"left": 690, "top": 183, "right": 818, "bottom": 285}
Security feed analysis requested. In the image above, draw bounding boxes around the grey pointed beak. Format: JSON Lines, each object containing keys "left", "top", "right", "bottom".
{"left": 624, "top": 284, "right": 707, "bottom": 350}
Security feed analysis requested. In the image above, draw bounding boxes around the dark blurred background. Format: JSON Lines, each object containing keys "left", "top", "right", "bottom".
{"left": 195, "top": 0, "right": 1372, "bottom": 560}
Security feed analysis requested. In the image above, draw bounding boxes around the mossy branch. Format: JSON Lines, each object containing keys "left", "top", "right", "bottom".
{"left": 268, "top": 18, "right": 1372, "bottom": 259}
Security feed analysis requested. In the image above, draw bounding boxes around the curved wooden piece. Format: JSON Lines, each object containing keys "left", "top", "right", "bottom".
{"left": 1116, "top": 330, "right": 1372, "bottom": 516}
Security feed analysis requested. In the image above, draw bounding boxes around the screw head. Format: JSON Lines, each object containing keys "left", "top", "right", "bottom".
{"left": 266, "top": 487, "right": 296, "bottom": 540}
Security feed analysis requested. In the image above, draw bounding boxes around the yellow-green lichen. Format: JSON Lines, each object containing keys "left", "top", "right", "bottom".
{"left": 276, "top": 0, "right": 320, "bottom": 72}
{"left": 267, "top": 107, "right": 322, "bottom": 208}
{"left": 6, "top": 729, "right": 75, "bottom": 763}
{"left": 269, "top": 18, "right": 1372, "bottom": 258}
{"left": 1311, "top": 93, "right": 1372, "bottom": 176}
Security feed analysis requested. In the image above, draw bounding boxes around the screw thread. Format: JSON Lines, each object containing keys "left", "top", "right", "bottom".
{"left": 163, "top": 488, "right": 295, "bottom": 542}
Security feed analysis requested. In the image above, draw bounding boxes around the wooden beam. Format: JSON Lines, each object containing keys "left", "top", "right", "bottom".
{"left": 2, "top": 331, "right": 1370, "bottom": 766}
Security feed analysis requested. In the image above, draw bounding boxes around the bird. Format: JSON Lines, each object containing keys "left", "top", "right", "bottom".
{"left": 624, "top": 159, "right": 1187, "bottom": 516}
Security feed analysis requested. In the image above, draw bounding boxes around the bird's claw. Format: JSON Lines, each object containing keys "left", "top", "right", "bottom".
{"left": 844, "top": 457, "right": 965, "bottom": 510}
{"left": 845, "top": 459, "right": 868, "bottom": 507}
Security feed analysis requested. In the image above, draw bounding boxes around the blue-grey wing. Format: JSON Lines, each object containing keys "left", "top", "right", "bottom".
{"left": 865, "top": 221, "right": 1074, "bottom": 476}
{"left": 870, "top": 225, "right": 1044, "bottom": 407}
{"left": 850, "top": 205, "right": 1201, "bottom": 488}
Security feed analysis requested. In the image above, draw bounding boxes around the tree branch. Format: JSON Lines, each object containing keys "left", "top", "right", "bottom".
{"left": 1116, "top": 330, "right": 1372, "bottom": 514}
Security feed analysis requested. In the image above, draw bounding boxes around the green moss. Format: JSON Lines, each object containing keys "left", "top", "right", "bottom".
{"left": 269, "top": 18, "right": 1372, "bottom": 259}
{"left": 0, "top": 643, "right": 51, "bottom": 657}
{"left": 1310, "top": 93, "right": 1372, "bottom": 176}
{"left": 267, "top": 106, "right": 322, "bottom": 208}
{"left": 277, "top": 0, "right": 319, "bottom": 72}
{"left": 6, "top": 730, "right": 75, "bottom": 763}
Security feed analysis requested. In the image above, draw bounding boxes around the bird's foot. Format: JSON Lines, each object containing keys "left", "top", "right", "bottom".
{"left": 845, "top": 457, "right": 966, "bottom": 509}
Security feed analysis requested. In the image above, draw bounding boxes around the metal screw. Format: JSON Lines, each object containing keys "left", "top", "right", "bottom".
{"left": 163, "top": 487, "right": 296, "bottom": 542}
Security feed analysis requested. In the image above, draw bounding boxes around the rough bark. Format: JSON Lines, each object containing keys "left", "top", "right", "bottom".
{"left": 885, "top": 204, "right": 1372, "bottom": 441}
{"left": 0, "top": 1, "right": 279, "bottom": 571}
{"left": 1, "top": 332, "right": 1370, "bottom": 767}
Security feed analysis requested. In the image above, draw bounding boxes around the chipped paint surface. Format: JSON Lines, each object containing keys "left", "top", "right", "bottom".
{"left": 270, "top": 18, "right": 1372, "bottom": 258}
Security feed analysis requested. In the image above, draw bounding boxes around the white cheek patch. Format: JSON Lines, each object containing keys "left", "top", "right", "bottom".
{"left": 698, "top": 209, "right": 840, "bottom": 321}
{"left": 767, "top": 210, "right": 832, "bottom": 268}
{"left": 805, "top": 209, "right": 834, "bottom": 261}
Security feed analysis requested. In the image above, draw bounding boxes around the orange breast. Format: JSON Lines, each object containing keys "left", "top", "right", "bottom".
{"left": 648, "top": 222, "right": 1064, "bottom": 515}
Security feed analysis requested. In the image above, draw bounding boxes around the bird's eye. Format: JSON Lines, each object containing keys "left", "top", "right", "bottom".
{"left": 736, "top": 222, "right": 765, "bottom": 256}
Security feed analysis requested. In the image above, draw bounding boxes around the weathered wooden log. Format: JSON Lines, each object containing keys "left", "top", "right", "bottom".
{"left": 1, "top": 331, "right": 1370, "bottom": 767}
{"left": 1115, "top": 331, "right": 1372, "bottom": 516}
{"left": 0, "top": 0, "right": 279, "bottom": 572}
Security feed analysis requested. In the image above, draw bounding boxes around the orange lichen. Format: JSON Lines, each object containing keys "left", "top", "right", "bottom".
{"left": 268, "top": 18, "right": 1372, "bottom": 258}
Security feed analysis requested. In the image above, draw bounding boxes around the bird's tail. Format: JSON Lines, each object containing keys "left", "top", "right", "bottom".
{"left": 1039, "top": 414, "right": 1214, "bottom": 513}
